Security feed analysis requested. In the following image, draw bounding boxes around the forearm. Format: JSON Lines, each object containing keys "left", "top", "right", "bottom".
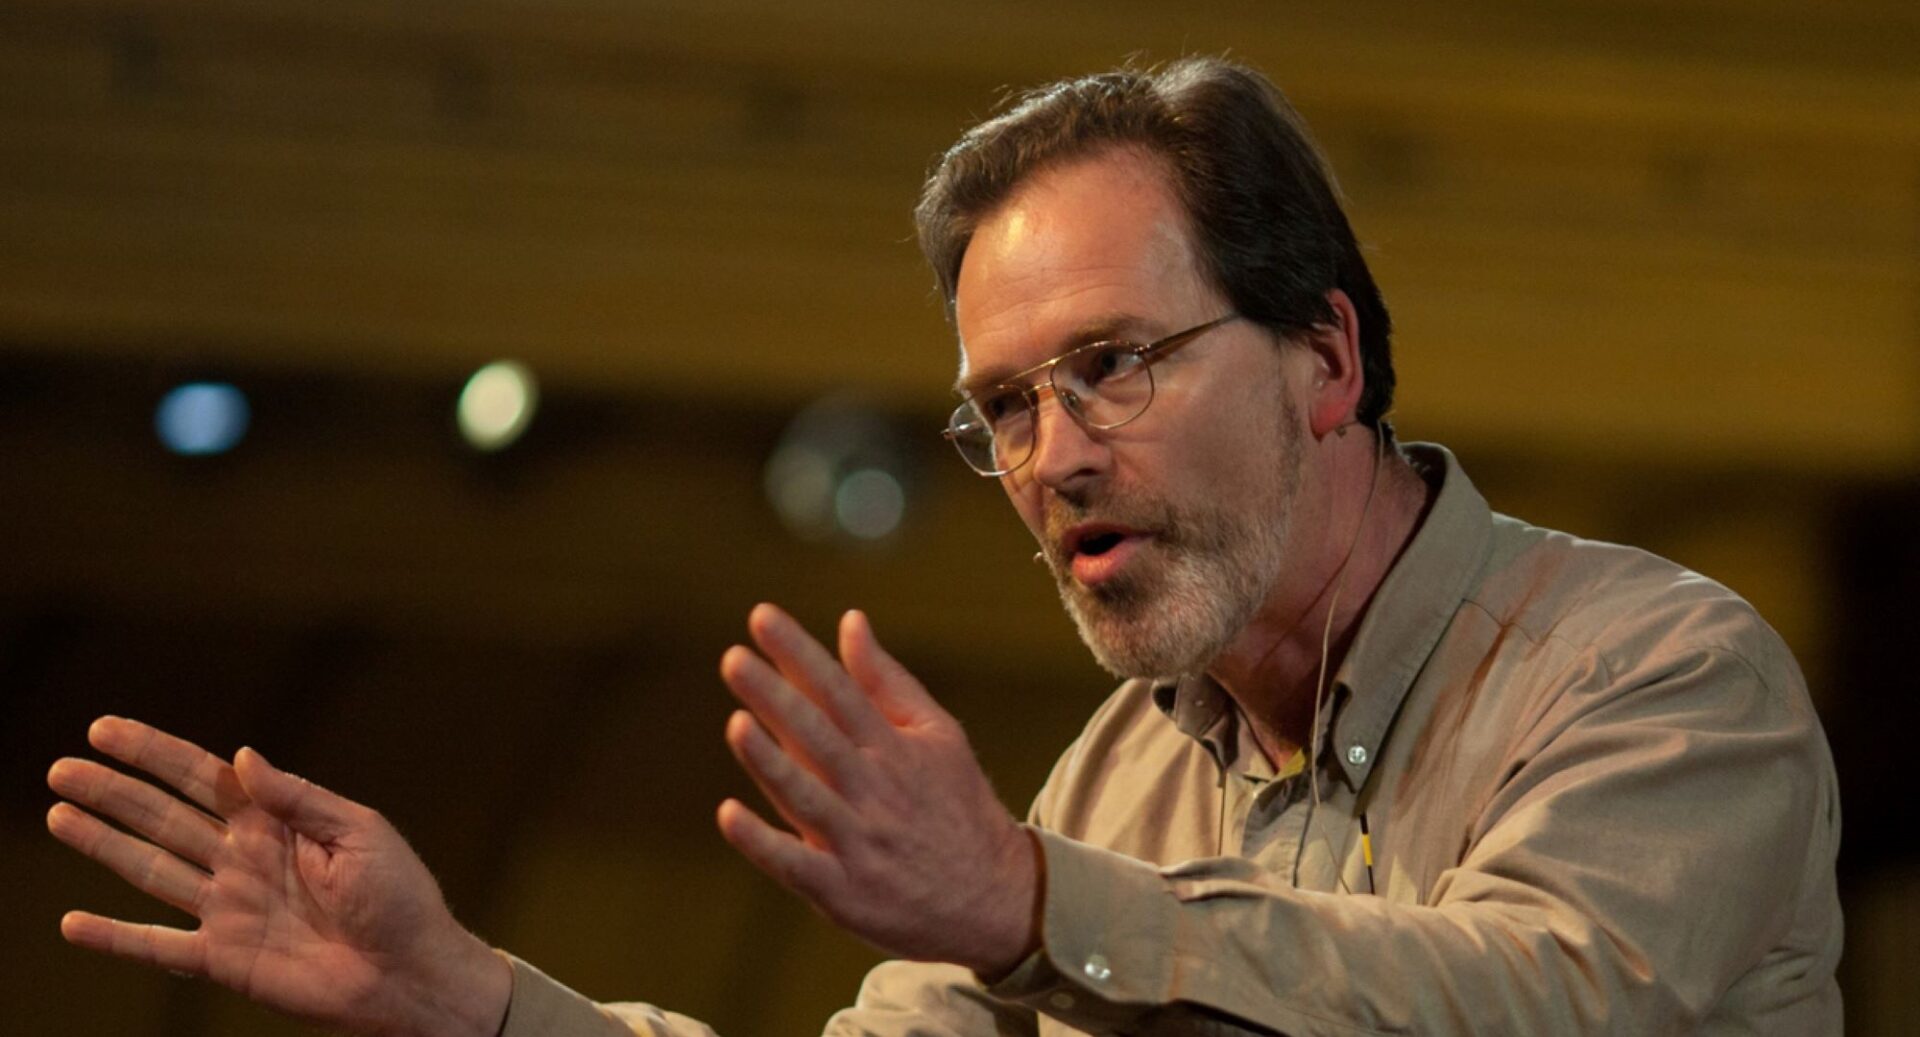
{"left": 496, "top": 956, "right": 722, "bottom": 1037}
{"left": 375, "top": 934, "right": 514, "bottom": 1037}
{"left": 989, "top": 794, "right": 1837, "bottom": 1037}
{"left": 987, "top": 833, "right": 1672, "bottom": 1036}
{"left": 495, "top": 954, "right": 1034, "bottom": 1037}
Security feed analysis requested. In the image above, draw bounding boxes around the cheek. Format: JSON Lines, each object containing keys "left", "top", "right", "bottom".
{"left": 1000, "top": 474, "right": 1046, "bottom": 537}
{"left": 1177, "top": 401, "right": 1287, "bottom": 489}
{"left": 1211, "top": 364, "right": 1298, "bottom": 447}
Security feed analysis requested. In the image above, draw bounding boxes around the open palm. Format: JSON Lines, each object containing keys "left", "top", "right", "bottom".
{"left": 47, "top": 717, "right": 507, "bottom": 1037}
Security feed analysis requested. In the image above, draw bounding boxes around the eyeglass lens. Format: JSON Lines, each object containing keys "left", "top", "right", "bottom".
{"left": 950, "top": 343, "right": 1153, "bottom": 474}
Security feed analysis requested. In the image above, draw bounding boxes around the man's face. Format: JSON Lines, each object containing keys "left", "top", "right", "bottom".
{"left": 953, "top": 149, "right": 1309, "bottom": 679}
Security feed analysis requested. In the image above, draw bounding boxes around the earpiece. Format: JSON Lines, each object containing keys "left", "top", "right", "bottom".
{"left": 1294, "top": 416, "right": 1389, "bottom": 889}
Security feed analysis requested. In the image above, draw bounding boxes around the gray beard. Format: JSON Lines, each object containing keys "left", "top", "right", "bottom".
{"left": 1044, "top": 418, "right": 1302, "bottom": 680}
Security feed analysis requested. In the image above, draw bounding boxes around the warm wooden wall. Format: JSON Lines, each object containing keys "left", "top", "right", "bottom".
{"left": 4, "top": 0, "right": 1916, "bottom": 464}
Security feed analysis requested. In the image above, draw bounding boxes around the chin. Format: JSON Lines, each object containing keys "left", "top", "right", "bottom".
{"left": 1042, "top": 436, "right": 1300, "bottom": 682}
{"left": 1061, "top": 569, "right": 1245, "bottom": 681}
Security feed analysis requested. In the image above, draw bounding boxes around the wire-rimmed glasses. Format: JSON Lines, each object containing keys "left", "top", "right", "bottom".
{"left": 943, "top": 314, "right": 1240, "bottom": 476}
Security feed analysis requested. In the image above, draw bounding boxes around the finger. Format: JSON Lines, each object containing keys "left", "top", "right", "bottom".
{"left": 720, "top": 645, "right": 869, "bottom": 791}
{"left": 87, "top": 717, "right": 248, "bottom": 817}
{"left": 48, "top": 803, "right": 211, "bottom": 917}
{"left": 723, "top": 712, "right": 811, "bottom": 835}
{"left": 60, "top": 910, "right": 206, "bottom": 975}
{"left": 715, "top": 798, "right": 839, "bottom": 902}
{"left": 47, "top": 758, "right": 226, "bottom": 868}
{"left": 723, "top": 710, "right": 855, "bottom": 845}
{"left": 747, "top": 603, "right": 890, "bottom": 745}
{"left": 839, "top": 610, "right": 943, "bottom": 725}
{"left": 233, "top": 747, "right": 365, "bottom": 844}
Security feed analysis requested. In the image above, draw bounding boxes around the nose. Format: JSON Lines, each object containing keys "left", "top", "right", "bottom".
{"left": 1024, "top": 389, "right": 1108, "bottom": 492}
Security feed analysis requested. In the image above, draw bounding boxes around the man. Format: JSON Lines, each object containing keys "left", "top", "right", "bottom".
{"left": 46, "top": 57, "right": 1841, "bottom": 1035}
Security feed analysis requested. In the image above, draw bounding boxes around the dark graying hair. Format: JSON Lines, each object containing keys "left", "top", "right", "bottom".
{"left": 915, "top": 56, "right": 1395, "bottom": 429}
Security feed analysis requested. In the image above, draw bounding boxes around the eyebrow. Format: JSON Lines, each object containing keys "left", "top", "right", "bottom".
{"left": 953, "top": 311, "right": 1158, "bottom": 398}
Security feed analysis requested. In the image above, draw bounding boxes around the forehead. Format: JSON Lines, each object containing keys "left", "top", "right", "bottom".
{"left": 952, "top": 148, "right": 1218, "bottom": 390}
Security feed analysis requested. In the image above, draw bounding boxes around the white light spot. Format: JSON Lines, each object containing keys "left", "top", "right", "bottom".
{"left": 155, "top": 382, "right": 249, "bottom": 456}
{"left": 833, "top": 468, "right": 905, "bottom": 540}
{"left": 458, "top": 360, "right": 537, "bottom": 451}
{"left": 765, "top": 444, "right": 837, "bottom": 540}
{"left": 764, "top": 396, "right": 914, "bottom": 547}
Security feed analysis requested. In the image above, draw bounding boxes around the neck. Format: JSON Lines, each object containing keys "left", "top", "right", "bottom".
{"left": 1206, "top": 434, "right": 1432, "bottom": 766}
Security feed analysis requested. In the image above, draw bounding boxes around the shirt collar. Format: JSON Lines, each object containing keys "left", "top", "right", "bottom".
{"left": 1153, "top": 442, "right": 1492, "bottom": 789}
{"left": 1150, "top": 676, "right": 1235, "bottom": 772}
{"left": 1149, "top": 674, "right": 1277, "bottom": 778}
{"left": 1326, "top": 443, "right": 1491, "bottom": 788}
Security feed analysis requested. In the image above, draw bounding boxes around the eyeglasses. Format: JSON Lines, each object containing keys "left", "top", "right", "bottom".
{"left": 943, "top": 314, "right": 1240, "bottom": 476}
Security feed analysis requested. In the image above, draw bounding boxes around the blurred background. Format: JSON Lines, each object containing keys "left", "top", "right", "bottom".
{"left": 4, "top": 0, "right": 1917, "bottom": 1032}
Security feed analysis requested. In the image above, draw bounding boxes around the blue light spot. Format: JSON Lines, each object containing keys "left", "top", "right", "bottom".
{"left": 155, "top": 382, "right": 250, "bottom": 456}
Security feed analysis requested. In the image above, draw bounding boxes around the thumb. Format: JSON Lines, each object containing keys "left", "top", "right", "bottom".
{"left": 840, "top": 610, "right": 942, "bottom": 725}
{"left": 235, "top": 747, "right": 364, "bottom": 843}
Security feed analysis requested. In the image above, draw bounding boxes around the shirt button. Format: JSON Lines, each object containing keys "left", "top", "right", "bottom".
{"left": 1347, "top": 744, "right": 1369, "bottom": 765}
{"left": 1048, "top": 992, "right": 1075, "bottom": 1011}
{"left": 1083, "top": 954, "right": 1112, "bottom": 983}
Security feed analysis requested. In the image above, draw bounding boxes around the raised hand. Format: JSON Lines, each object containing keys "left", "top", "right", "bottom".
{"left": 716, "top": 605, "right": 1042, "bottom": 975}
{"left": 46, "top": 717, "right": 510, "bottom": 1037}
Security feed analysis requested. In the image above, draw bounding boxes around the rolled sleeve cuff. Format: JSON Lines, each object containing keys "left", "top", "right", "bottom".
{"left": 498, "top": 953, "right": 641, "bottom": 1037}
{"left": 985, "top": 827, "right": 1180, "bottom": 1034}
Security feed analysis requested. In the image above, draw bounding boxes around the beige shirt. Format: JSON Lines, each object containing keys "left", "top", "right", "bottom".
{"left": 500, "top": 444, "right": 1843, "bottom": 1037}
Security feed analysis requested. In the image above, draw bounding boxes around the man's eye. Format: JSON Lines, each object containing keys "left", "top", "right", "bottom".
{"left": 977, "top": 390, "right": 1025, "bottom": 425}
{"left": 1080, "top": 345, "right": 1135, "bottom": 386}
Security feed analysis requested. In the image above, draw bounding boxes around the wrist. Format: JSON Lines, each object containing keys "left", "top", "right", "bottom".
{"left": 970, "top": 823, "right": 1045, "bottom": 980}
{"left": 377, "top": 929, "right": 513, "bottom": 1037}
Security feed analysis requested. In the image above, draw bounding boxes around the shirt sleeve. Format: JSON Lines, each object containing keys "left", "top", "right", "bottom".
{"left": 498, "top": 954, "right": 722, "bottom": 1037}
{"left": 823, "top": 960, "right": 1039, "bottom": 1037}
{"left": 499, "top": 951, "right": 1037, "bottom": 1037}
{"left": 983, "top": 644, "right": 1841, "bottom": 1036}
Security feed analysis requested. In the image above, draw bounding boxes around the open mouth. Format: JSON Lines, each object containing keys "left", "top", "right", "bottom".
{"left": 1077, "top": 530, "right": 1126, "bottom": 557}
{"left": 1062, "top": 524, "right": 1149, "bottom": 588}
{"left": 1059, "top": 522, "right": 1152, "bottom": 580}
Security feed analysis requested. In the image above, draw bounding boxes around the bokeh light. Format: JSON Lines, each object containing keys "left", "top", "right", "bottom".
{"left": 154, "top": 381, "right": 250, "bottom": 456}
{"left": 833, "top": 467, "right": 906, "bottom": 540}
{"left": 457, "top": 360, "right": 538, "bottom": 451}
{"left": 764, "top": 397, "right": 914, "bottom": 544}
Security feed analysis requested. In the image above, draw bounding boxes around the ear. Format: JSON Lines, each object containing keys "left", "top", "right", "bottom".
{"left": 1303, "top": 288, "right": 1365, "bottom": 439}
